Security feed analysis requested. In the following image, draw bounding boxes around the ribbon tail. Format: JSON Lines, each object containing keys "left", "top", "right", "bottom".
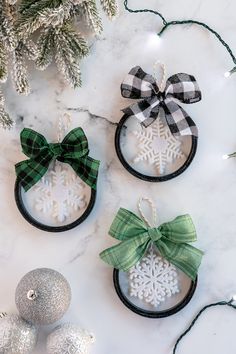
{"left": 163, "top": 98, "right": 198, "bottom": 137}
{"left": 156, "top": 239, "right": 203, "bottom": 281}
{"left": 15, "top": 158, "right": 50, "bottom": 191}
{"left": 100, "top": 234, "right": 150, "bottom": 271}
{"left": 122, "top": 96, "right": 160, "bottom": 127}
{"left": 122, "top": 100, "right": 153, "bottom": 123}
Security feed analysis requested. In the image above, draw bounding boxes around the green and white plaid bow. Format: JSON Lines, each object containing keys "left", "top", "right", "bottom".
{"left": 100, "top": 208, "right": 203, "bottom": 281}
{"left": 15, "top": 127, "right": 100, "bottom": 192}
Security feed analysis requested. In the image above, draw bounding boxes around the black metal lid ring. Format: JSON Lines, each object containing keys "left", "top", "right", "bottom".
{"left": 14, "top": 178, "right": 97, "bottom": 233}
{"left": 113, "top": 268, "right": 198, "bottom": 318}
{"left": 115, "top": 114, "right": 198, "bottom": 182}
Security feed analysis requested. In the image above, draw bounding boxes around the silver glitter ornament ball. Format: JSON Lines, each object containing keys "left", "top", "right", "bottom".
{"left": 0, "top": 314, "right": 37, "bottom": 354}
{"left": 15, "top": 268, "right": 71, "bottom": 325}
{"left": 46, "top": 323, "right": 95, "bottom": 354}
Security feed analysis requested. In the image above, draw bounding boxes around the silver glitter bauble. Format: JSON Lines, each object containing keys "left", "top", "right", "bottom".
{"left": 15, "top": 268, "right": 71, "bottom": 325}
{"left": 0, "top": 314, "right": 37, "bottom": 354}
{"left": 46, "top": 323, "right": 95, "bottom": 354}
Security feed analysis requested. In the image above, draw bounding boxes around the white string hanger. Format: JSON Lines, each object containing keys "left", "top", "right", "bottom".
{"left": 137, "top": 196, "right": 157, "bottom": 228}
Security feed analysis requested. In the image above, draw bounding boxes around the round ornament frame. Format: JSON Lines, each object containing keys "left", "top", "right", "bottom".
{"left": 14, "top": 178, "right": 96, "bottom": 233}
{"left": 115, "top": 114, "right": 198, "bottom": 182}
{"left": 113, "top": 268, "right": 198, "bottom": 318}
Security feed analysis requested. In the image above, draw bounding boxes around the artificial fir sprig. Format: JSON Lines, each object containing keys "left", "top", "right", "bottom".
{"left": 0, "top": 0, "right": 118, "bottom": 128}
{"left": 100, "top": 0, "right": 118, "bottom": 20}
{"left": 0, "top": 0, "right": 17, "bottom": 54}
{"left": 0, "top": 43, "right": 8, "bottom": 84}
{"left": 17, "top": 0, "right": 74, "bottom": 35}
{"left": 0, "top": 0, "right": 38, "bottom": 128}
{"left": 81, "top": 0, "right": 103, "bottom": 34}
{"left": 17, "top": 0, "right": 118, "bottom": 87}
{"left": 54, "top": 24, "right": 89, "bottom": 88}
{"left": 0, "top": 89, "right": 13, "bottom": 129}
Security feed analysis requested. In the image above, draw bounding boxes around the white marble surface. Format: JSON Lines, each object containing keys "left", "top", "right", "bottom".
{"left": 1, "top": 0, "right": 236, "bottom": 353}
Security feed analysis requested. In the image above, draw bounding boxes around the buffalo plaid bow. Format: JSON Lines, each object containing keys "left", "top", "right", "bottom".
{"left": 121, "top": 66, "right": 202, "bottom": 136}
{"left": 15, "top": 127, "right": 100, "bottom": 191}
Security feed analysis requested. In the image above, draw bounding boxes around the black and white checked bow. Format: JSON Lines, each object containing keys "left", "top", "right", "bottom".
{"left": 121, "top": 66, "right": 202, "bottom": 136}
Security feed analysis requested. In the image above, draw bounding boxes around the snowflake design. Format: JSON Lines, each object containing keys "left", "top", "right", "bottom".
{"left": 133, "top": 119, "right": 184, "bottom": 174}
{"left": 47, "top": 325, "right": 94, "bottom": 354}
{"left": 129, "top": 248, "right": 179, "bottom": 307}
{"left": 33, "top": 162, "right": 86, "bottom": 222}
{"left": 63, "top": 336, "right": 91, "bottom": 354}
{"left": 61, "top": 336, "right": 87, "bottom": 354}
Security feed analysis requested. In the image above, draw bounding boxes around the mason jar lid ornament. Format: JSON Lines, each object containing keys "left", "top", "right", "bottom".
{"left": 115, "top": 64, "right": 201, "bottom": 182}
{"left": 100, "top": 197, "right": 203, "bottom": 318}
{"left": 14, "top": 116, "right": 100, "bottom": 232}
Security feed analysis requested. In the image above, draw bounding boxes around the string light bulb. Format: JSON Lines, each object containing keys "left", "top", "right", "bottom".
{"left": 224, "top": 67, "right": 236, "bottom": 78}
{"left": 124, "top": 0, "right": 236, "bottom": 78}
{"left": 147, "top": 33, "right": 162, "bottom": 48}
{"left": 222, "top": 152, "right": 236, "bottom": 159}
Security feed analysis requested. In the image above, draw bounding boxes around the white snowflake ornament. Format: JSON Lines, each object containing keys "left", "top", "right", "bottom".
{"left": 133, "top": 119, "right": 184, "bottom": 174}
{"left": 129, "top": 247, "right": 179, "bottom": 308}
{"left": 33, "top": 162, "right": 86, "bottom": 223}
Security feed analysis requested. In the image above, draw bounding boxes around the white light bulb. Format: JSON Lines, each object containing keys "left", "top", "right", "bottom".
{"left": 223, "top": 152, "right": 236, "bottom": 159}
{"left": 224, "top": 66, "right": 236, "bottom": 78}
{"left": 147, "top": 33, "right": 162, "bottom": 47}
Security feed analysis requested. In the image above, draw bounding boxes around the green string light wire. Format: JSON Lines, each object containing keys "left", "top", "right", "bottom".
{"left": 124, "top": 0, "right": 236, "bottom": 75}
{"left": 122, "top": 2, "right": 236, "bottom": 351}
{"left": 172, "top": 298, "right": 236, "bottom": 353}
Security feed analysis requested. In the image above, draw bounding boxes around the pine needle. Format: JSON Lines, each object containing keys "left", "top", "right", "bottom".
{"left": 100, "top": 0, "right": 118, "bottom": 19}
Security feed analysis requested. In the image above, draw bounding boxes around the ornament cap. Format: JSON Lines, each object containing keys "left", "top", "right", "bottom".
{"left": 89, "top": 332, "right": 96, "bottom": 343}
{"left": 0, "top": 312, "right": 7, "bottom": 319}
{"left": 27, "top": 290, "right": 38, "bottom": 301}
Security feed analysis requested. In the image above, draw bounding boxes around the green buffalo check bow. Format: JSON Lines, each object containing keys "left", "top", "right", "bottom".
{"left": 15, "top": 127, "right": 100, "bottom": 192}
{"left": 100, "top": 208, "right": 203, "bottom": 281}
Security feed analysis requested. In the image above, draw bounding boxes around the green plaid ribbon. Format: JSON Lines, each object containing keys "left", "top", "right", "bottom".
{"left": 100, "top": 208, "right": 203, "bottom": 281}
{"left": 15, "top": 127, "right": 100, "bottom": 192}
